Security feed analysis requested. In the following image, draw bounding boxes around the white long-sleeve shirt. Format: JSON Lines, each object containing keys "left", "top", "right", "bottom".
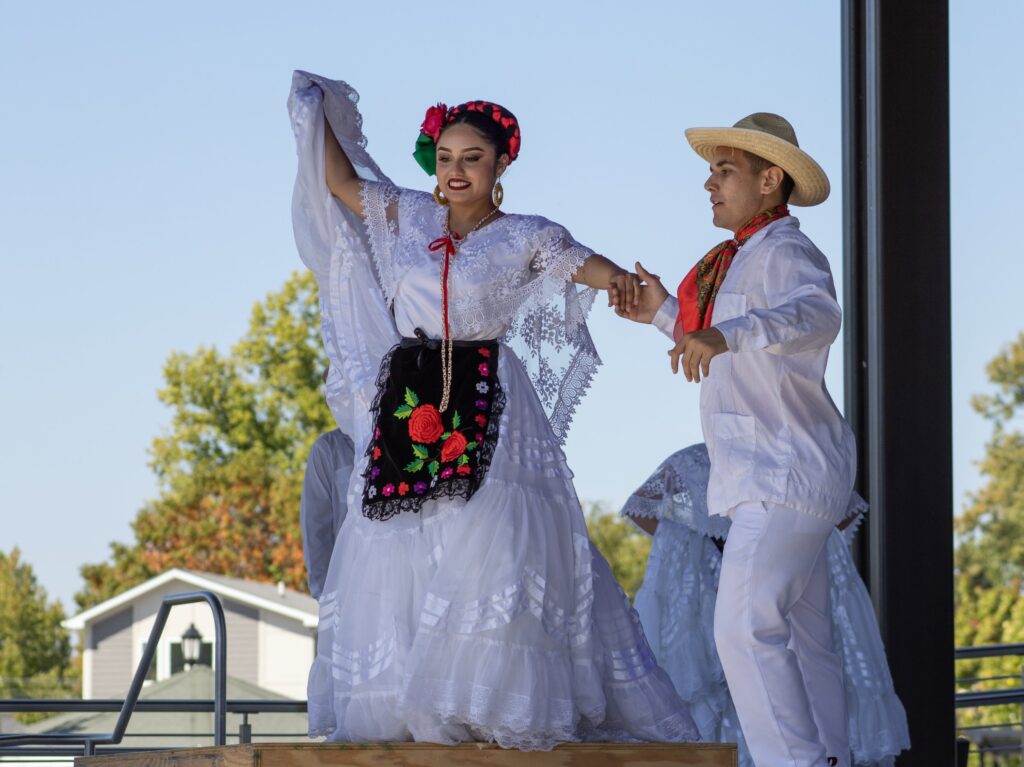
{"left": 653, "top": 217, "right": 856, "bottom": 522}
{"left": 301, "top": 429, "right": 355, "bottom": 599}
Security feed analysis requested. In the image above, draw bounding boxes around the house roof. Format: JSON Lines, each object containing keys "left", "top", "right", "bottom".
{"left": 25, "top": 666, "right": 308, "bottom": 746}
{"left": 63, "top": 569, "right": 318, "bottom": 631}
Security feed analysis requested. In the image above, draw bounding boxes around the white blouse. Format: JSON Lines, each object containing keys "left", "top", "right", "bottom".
{"left": 360, "top": 182, "right": 595, "bottom": 341}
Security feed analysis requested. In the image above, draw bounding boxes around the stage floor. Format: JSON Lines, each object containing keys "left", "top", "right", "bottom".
{"left": 76, "top": 742, "right": 737, "bottom": 767}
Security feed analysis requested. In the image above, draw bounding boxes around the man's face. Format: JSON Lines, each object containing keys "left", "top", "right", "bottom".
{"left": 704, "top": 147, "right": 768, "bottom": 233}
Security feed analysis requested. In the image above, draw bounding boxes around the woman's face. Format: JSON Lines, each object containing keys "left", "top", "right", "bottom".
{"left": 436, "top": 123, "right": 508, "bottom": 207}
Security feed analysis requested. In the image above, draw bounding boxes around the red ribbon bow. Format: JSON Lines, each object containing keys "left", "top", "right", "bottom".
{"left": 428, "top": 233, "right": 462, "bottom": 257}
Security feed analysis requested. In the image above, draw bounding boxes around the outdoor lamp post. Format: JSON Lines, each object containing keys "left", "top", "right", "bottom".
{"left": 181, "top": 623, "right": 203, "bottom": 669}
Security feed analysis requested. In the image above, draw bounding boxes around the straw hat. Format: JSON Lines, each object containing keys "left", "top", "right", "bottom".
{"left": 684, "top": 113, "right": 830, "bottom": 207}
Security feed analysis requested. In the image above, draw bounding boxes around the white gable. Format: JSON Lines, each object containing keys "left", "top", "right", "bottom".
{"left": 64, "top": 569, "right": 318, "bottom": 630}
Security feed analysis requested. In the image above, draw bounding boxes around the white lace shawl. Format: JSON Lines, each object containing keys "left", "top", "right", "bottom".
{"left": 621, "top": 444, "right": 731, "bottom": 540}
{"left": 289, "top": 71, "right": 600, "bottom": 446}
{"left": 289, "top": 71, "right": 399, "bottom": 452}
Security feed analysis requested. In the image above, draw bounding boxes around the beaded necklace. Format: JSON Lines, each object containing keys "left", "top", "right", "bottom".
{"left": 427, "top": 206, "right": 501, "bottom": 412}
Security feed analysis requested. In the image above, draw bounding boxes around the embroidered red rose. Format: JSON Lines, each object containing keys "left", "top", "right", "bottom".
{"left": 478, "top": 348, "right": 491, "bottom": 358}
{"left": 457, "top": 464, "right": 472, "bottom": 476}
{"left": 372, "top": 446, "right": 382, "bottom": 461}
{"left": 398, "top": 482, "right": 410, "bottom": 496}
{"left": 420, "top": 103, "right": 448, "bottom": 142}
{"left": 408, "top": 404, "right": 444, "bottom": 444}
{"left": 440, "top": 430, "right": 468, "bottom": 462}
{"left": 475, "top": 414, "right": 487, "bottom": 428}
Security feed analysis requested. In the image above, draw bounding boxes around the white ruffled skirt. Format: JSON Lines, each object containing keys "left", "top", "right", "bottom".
{"left": 307, "top": 349, "right": 699, "bottom": 749}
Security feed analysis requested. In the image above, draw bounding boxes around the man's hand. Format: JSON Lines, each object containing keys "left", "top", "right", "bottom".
{"left": 614, "top": 262, "right": 670, "bottom": 324}
{"left": 668, "top": 328, "right": 728, "bottom": 382}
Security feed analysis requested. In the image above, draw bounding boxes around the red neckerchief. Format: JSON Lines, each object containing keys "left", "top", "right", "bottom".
{"left": 674, "top": 204, "right": 789, "bottom": 340}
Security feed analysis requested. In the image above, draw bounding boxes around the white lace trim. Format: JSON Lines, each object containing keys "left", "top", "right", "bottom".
{"left": 620, "top": 444, "right": 730, "bottom": 540}
{"left": 840, "top": 491, "right": 870, "bottom": 543}
{"left": 358, "top": 179, "right": 400, "bottom": 304}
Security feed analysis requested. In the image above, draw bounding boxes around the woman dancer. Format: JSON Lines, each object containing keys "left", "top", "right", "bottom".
{"left": 287, "top": 72, "right": 698, "bottom": 749}
{"left": 622, "top": 444, "right": 910, "bottom": 766}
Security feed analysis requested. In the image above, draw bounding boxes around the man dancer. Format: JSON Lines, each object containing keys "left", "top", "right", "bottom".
{"left": 618, "top": 113, "right": 855, "bottom": 766}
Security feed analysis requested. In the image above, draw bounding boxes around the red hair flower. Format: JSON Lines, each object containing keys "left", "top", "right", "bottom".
{"left": 507, "top": 131, "right": 521, "bottom": 162}
{"left": 420, "top": 103, "right": 448, "bottom": 142}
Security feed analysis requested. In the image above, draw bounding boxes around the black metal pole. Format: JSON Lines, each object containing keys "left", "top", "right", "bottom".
{"left": 842, "top": 0, "right": 955, "bottom": 763}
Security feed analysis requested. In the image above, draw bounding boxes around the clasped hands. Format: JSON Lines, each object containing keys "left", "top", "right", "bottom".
{"left": 607, "top": 263, "right": 727, "bottom": 383}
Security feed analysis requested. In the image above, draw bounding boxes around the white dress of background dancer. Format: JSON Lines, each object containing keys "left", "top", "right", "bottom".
{"left": 287, "top": 71, "right": 698, "bottom": 749}
{"left": 622, "top": 443, "right": 910, "bottom": 766}
{"left": 301, "top": 428, "right": 355, "bottom": 600}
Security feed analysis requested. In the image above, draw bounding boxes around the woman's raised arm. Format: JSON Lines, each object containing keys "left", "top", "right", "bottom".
{"left": 323, "top": 111, "right": 365, "bottom": 216}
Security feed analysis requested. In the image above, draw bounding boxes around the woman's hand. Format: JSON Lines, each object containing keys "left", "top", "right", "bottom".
{"left": 573, "top": 255, "right": 640, "bottom": 313}
{"left": 607, "top": 270, "right": 641, "bottom": 313}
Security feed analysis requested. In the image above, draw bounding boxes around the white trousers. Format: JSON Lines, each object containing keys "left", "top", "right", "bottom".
{"left": 714, "top": 502, "right": 849, "bottom": 767}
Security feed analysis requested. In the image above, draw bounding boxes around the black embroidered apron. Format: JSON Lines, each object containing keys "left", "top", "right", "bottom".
{"left": 361, "top": 329, "right": 505, "bottom": 521}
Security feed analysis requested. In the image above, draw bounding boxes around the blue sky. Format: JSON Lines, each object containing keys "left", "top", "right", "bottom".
{"left": 1, "top": 1, "right": 1020, "bottom": 610}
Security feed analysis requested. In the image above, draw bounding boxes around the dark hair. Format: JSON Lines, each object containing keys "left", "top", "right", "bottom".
{"left": 743, "top": 150, "right": 795, "bottom": 203}
{"left": 441, "top": 109, "right": 511, "bottom": 160}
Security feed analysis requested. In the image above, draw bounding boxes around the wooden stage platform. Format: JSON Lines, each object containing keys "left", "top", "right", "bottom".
{"left": 76, "top": 742, "right": 737, "bottom": 767}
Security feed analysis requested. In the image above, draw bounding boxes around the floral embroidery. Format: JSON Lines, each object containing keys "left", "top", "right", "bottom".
{"left": 440, "top": 430, "right": 469, "bottom": 462}
{"left": 362, "top": 340, "right": 505, "bottom": 521}
{"left": 405, "top": 402, "right": 444, "bottom": 443}
{"left": 390, "top": 388, "right": 479, "bottom": 476}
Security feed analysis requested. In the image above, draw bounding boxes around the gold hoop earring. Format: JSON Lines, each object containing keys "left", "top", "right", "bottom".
{"left": 433, "top": 184, "right": 449, "bottom": 206}
{"left": 492, "top": 179, "right": 504, "bottom": 207}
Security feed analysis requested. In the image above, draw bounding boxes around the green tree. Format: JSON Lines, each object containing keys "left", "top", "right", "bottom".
{"left": 76, "top": 271, "right": 332, "bottom": 609}
{"left": 954, "top": 573, "right": 1024, "bottom": 735}
{"left": 584, "top": 501, "right": 652, "bottom": 601}
{"left": 955, "top": 332, "right": 1024, "bottom": 589}
{"left": 953, "top": 332, "right": 1024, "bottom": 754}
{"left": 0, "top": 549, "right": 75, "bottom": 709}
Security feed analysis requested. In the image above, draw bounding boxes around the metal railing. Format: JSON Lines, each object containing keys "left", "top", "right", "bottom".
{"left": 0, "top": 591, "right": 227, "bottom": 756}
{"left": 2, "top": 627, "right": 1015, "bottom": 762}
{"left": 0, "top": 699, "right": 308, "bottom": 758}
{"left": 955, "top": 643, "right": 1024, "bottom": 766}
